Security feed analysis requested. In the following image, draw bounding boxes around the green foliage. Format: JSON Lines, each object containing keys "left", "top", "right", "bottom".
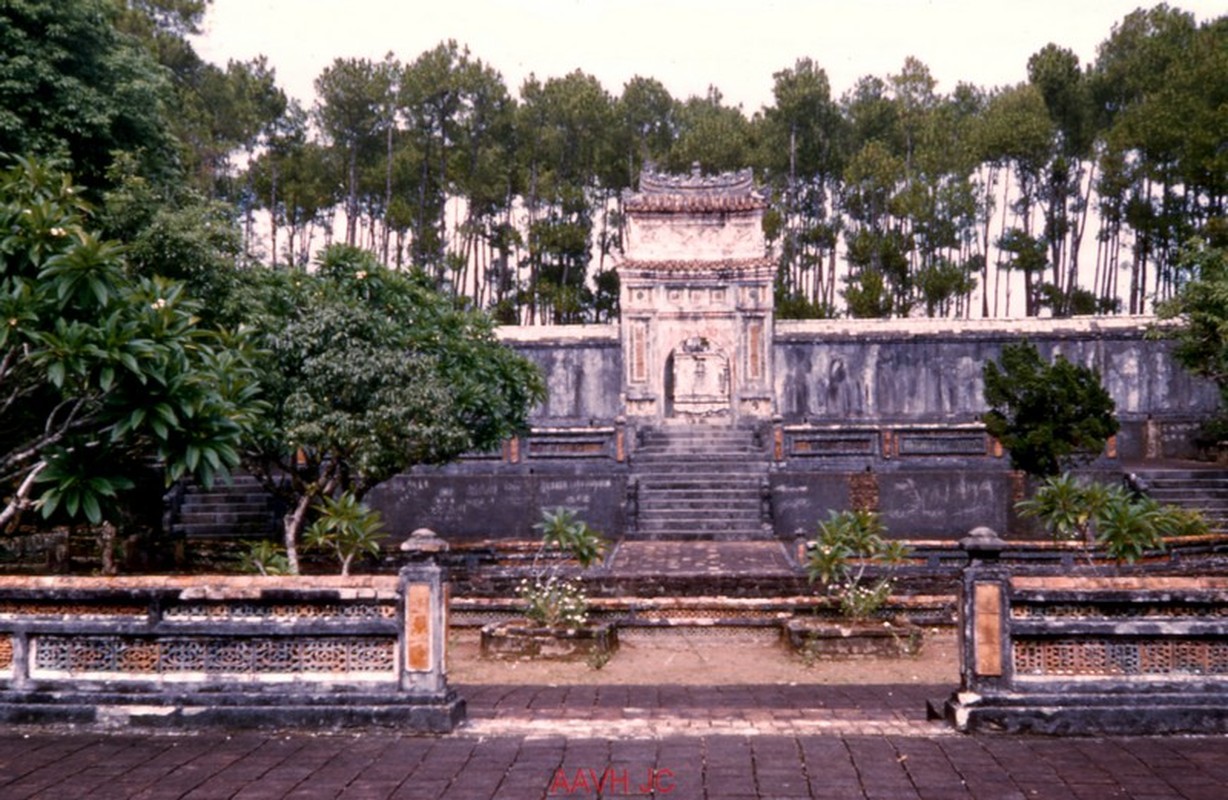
{"left": 517, "top": 575, "right": 589, "bottom": 629}
{"left": 1156, "top": 237, "right": 1228, "bottom": 410}
{"left": 241, "top": 540, "right": 291, "bottom": 576}
{"left": 1016, "top": 475, "right": 1207, "bottom": 563}
{"left": 303, "top": 492, "right": 387, "bottom": 576}
{"left": 237, "top": 244, "right": 545, "bottom": 572}
{"left": 1015, "top": 472, "right": 1107, "bottom": 543}
{"left": 0, "top": 0, "right": 178, "bottom": 190}
{"left": 806, "top": 510, "right": 907, "bottom": 621}
{"left": 982, "top": 340, "right": 1119, "bottom": 477}
{"left": 0, "top": 157, "right": 259, "bottom": 552}
{"left": 534, "top": 507, "right": 606, "bottom": 569}
{"left": 521, "top": 507, "right": 606, "bottom": 629}
{"left": 1094, "top": 487, "right": 1165, "bottom": 564}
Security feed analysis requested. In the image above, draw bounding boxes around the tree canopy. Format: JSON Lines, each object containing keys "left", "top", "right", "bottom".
{"left": 235, "top": 244, "right": 545, "bottom": 572}
{"left": 982, "top": 340, "right": 1120, "bottom": 477}
{"left": 207, "top": 5, "right": 1226, "bottom": 324}
{"left": 0, "top": 156, "right": 259, "bottom": 568}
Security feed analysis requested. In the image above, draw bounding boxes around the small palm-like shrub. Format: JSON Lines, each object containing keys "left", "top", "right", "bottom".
{"left": 1017, "top": 473, "right": 1110, "bottom": 544}
{"left": 1016, "top": 473, "right": 1209, "bottom": 564}
{"left": 241, "top": 539, "right": 291, "bottom": 576}
{"left": 806, "top": 510, "right": 908, "bottom": 621}
{"left": 303, "top": 491, "right": 387, "bottom": 575}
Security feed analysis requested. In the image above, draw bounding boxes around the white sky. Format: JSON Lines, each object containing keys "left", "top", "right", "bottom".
{"left": 194, "top": 0, "right": 1225, "bottom": 114}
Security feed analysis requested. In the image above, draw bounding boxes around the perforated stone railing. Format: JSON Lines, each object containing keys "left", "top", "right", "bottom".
{"left": 945, "top": 528, "right": 1228, "bottom": 734}
{"left": 0, "top": 567, "right": 463, "bottom": 731}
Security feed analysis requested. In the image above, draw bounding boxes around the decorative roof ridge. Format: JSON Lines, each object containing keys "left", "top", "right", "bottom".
{"left": 624, "top": 163, "right": 765, "bottom": 207}
{"left": 619, "top": 257, "right": 775, "bottom": 271}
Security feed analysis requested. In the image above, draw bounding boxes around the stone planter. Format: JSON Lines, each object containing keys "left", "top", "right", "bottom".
{"left": 782, "top": 617, "right": 922, "bottom": 659}
{"left": 480, "top": 621, "right": 619, "bottom": 661}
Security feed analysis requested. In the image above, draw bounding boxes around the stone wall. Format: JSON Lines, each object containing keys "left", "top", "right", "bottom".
{"left": 773, "top": 316, "right": 1219, "bottom": 460}
{"left": 368, "top": 317, "right": 1221, "bottom": 543}
{"left": 0, "top": 571, "right": 462, "bottom": 730}
{"left": 497, "top": 325, "right": 622, "bottom": 426}
{"left": 947, "top": 553, "right": 1228, "bottom": 735}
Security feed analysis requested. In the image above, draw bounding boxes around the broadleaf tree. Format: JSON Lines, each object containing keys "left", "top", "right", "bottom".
{"left": 237, "top": 244, "right": 546, "bottom": 572}
{"left": 0, "top": 156, "right": 260, "bottom": 570}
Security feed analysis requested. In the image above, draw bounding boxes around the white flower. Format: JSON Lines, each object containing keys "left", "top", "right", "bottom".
{"left": 355, "top": 270, "right": 368, "bottom": 280}
{"left": 151, "top": 298, "right": 167, "bottom": 310}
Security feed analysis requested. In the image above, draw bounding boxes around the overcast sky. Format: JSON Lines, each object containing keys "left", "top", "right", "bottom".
{"left": 194, "top": 0, "right": 1224, "bottom": 114}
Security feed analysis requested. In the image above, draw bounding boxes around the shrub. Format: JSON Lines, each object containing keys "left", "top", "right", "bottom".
{"left": 241, "top": 540, "right": 291, "bottom": 576}
{"left": 1015, "top": 474, "right": 1208, "bottom": 564}
{"left": 520, "top": 507, "right": 606, "bottom": 629}
{"left": 303, "top": 492, "right": 387, "bottom": 575}
{"left": 806, "top": 510, "right": 908, "bottom": 621}
{"left": 982, "top": 341, "right": 1119, "bottom": 477}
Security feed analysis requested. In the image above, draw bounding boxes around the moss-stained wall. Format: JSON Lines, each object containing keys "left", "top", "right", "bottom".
{"left": 498, "top": 325, "right": 622, "bottom": 425}
{"left": 773, "top": 317, "right": 1218, "bottom": 457}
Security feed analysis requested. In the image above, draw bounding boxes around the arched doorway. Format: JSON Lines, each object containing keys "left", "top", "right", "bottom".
{"left": 664, "top": 337, "right": 731, "bottom": 421}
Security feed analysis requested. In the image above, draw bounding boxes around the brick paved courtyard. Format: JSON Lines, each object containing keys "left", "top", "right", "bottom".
{"left": 2, "top": 682, "right": 1226, "bottom": 799}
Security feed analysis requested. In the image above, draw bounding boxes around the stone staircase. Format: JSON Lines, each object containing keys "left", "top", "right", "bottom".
{"left": 168, "top": 474, "right": 278, "bottom": 539}
{"left": 628, "top": 426, "right": 771, "bottom": 540}
{"left": 1130, "top": 467, "right": 1228, "bottom": 533}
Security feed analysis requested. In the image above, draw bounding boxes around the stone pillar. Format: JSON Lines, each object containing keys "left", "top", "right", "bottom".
{"left": 945, "top": 526, "right": 1009, "bottom": 732}
{"left": 398, "top": 528, "right": 466, "bottom": 732}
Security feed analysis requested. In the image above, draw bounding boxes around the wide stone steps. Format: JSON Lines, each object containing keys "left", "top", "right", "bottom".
{"left": 1131, "top": 468, "right": 1228, "bottom": 531}
{"left": 630, "top": 427, "right": 771, "bottom": 541}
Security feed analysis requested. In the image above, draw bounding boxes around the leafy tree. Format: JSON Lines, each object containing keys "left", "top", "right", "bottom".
{"left": 667, "top": 87, "right": 754, "bottom": 175}
{"left": 760, "top": 58, "right": 844, "bottom": 316}
{"left": 516, "top": 71, "right": 612, "bottom": 323}
{"left": 1155, "top": 233, "right": 1228, "bottom": 443}
{"left": 982, "top": 340, "right": 1119, "bottom": 477}
{"left": 313, "top": 57, "right": 394, "bottom": 248}
{"left": 238, "top": 244, "right": 545, "bottom": 572}
{"left": 0, "top": 0, "right": 179, "bottom": 190}
{"left": 0, "top": 157, "right": 259, "bottom": 569}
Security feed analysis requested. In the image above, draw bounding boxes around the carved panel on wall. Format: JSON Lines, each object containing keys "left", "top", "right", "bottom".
{"left": 163, "top": 603, "right": 396, "bottom": 622}
{"left": 670, "top": 337, "right": 729, "bottom": 417}
{"left": 1014, "top": 637, "right": 1228, "bottom": 676}
{"left": 31, "top": 635, "right": 398, "bottom": 677}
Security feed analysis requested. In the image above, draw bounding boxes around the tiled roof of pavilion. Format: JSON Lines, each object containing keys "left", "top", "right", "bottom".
{"left": 624, "top": 165, "right": 767, "bottom": 213}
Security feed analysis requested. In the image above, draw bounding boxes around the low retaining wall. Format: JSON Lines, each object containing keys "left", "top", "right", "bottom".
{"left": 367, "top": 426, "right": 629, "bottom": 542}
{"left": 0, "top": 568, "right": 463, "bottom": 731}
{"left": 946, "top": 530, "right": 1228, "bottom": 734}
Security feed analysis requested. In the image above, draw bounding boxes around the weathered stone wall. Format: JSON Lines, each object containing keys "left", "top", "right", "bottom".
{"left": 498, "top": 317, "right": 1220, "bottom": 440}
{"left": 948, "top": 567, "right": 1228, "bottom": 735}
{"left": 0, "top": 572, "right": 462, "bottom": 730}
{"left": 369, "top": 317, "right": 1220, "bottom": 543}
{"left": 497, "top": 325, "right": 622, "bottom": 426}
{"left": 367, "top": 457, "right": 628, "bottom": 543}
{"left": 774, "top": 316, "right": 1220, "bottom": 460}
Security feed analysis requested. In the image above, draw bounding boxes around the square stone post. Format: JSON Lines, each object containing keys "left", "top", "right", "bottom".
{"left": 945, "top": 526, "right": 1010, "bottom": 732}
{"left": 397, "top": 528, "right": 466, "bottom": 732}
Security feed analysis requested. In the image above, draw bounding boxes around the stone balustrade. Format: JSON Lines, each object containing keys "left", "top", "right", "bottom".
{"left": 0, "top": 567, "right": 463, "bottom": 731}
{"left": 946, "top": 527, "right": 1228, "bottom": 734}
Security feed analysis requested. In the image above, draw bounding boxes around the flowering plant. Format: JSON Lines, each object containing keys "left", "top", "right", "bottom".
{"left": 521, "top": 507, "right": 605, "bottom": 629}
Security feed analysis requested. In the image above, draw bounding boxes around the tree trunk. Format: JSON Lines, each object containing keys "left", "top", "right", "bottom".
{"left": 346, "top": 147, "right": 358, "bottom": 247}
{"left": 282, "top": 492, "right": 313, "bottom": 575}
{"left": 0, "top": 460, "right": 46, "bottom": 532}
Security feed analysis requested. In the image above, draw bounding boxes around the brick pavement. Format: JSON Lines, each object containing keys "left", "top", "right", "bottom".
{"left": 2, "top": 682, "right": 1228, "bottom": 799}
